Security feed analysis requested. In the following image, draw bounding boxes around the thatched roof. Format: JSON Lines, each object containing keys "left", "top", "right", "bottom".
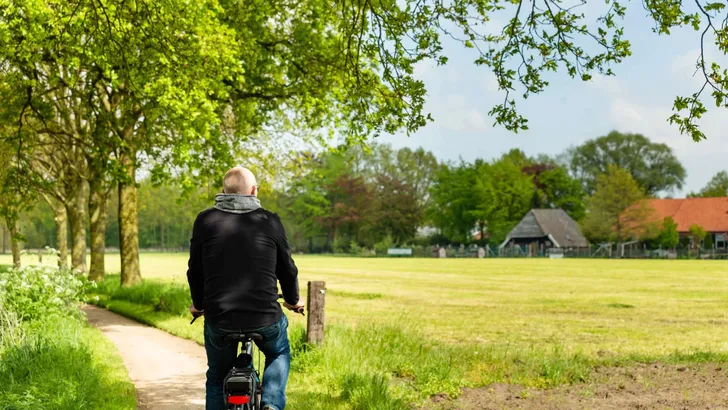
{"left": 501, "top": 209, "right": 587, "bottom": 248}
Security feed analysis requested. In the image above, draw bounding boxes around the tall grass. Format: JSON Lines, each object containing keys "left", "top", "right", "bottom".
{"left": 0, "top": 266, "right": 136, "bottom": 410}
{"left": 284, "top": 320, "right": 599, "bottom": 409}
{"left": 93, "top": 274, "right": 192, "bottom": 316}
{"left": 0, "top": 315, "right": 136, "bottom": 410}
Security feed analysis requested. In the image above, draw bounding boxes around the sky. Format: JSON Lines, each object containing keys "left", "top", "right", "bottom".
{"left": 378, "top": 2, "right": 728, "bottom": 196}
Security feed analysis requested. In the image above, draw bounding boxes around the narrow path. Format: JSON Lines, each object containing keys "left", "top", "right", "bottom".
{"left": 83, "top": 305, "right": 207, "bottom": 410}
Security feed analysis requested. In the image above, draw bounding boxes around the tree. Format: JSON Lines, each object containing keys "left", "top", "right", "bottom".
{"left": 369, "top": 173, "right": 423, "bottom": 244}
{"left": 566, "top": 131, "right": 686, "bottom": 195}
{"left": 472, "top": 156, "right": 535, "bottom": 245}
{"left": 321, "top": 175, "right": 371, "bottom": 247}
{"left": 2, "top": 0, "right": 726, "bottom": 279}
{"left": 279, "top": 144, "right": 438, "bottom": 250}
{"left": 428, "top": 162, "right": 481, "bottom": 243}
{"left": 689, "top": 171, "right": 728, "bottom": 197}
{"left": 522, "top": 163, "right": 587, "bottom": 221}
{"left": 582, "top": 165, "right": 654, "bottom": 243}
{"left": 28, "top": 140, "right": 89, "bottom": 274}
{"left": 281, "top": 150, "right": 369, "bottom": 251}
{"left": 137, "top": 181, "right": 213, "bottom": 250}
{"left": 657, "top": 217, "right": 680, "bottom": 250}
{"left": 688, "top": 224, "right": 708, "bottom": 250}
{"left": 365, "top": 145, "right": 439, "bottom": 210}
{"left": 362, "top": 144, "right": 438, "bottom": 244}
{"left": 0, "top": 172, "right": 31, "bottom": 268}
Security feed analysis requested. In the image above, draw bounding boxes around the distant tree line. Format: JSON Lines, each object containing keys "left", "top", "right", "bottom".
{"left": 14, "top": 130, "right": 727, "bottom": 255}
{"left": 2, "top": 0, "right": 726, "bottom": 282}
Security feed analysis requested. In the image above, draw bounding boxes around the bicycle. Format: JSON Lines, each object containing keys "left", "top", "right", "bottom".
{"left": 191, "top": 294, "right": 304, "bottom": 410}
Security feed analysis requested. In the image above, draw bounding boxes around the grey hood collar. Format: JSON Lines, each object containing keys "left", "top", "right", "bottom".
{"left": 214, "top": 194, "right": 261, "bottom": 214}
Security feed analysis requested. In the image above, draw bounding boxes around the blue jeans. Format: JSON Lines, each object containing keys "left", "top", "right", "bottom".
{"left": 204, "top": 315, "right": 290, "bottom": 410}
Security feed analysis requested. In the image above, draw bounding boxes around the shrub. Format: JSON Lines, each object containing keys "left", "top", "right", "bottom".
{"left": 93, "top": 275, "right": 192, "bottom": 316}
{"left": 0, "top": 266, "right": 136, "bottom": 410}
{"left": 0, "top": 265, "right": 88, "bottom": 321}
{"left": 0, "top": 298, "right": 23, "bottom": 349}
{"left": 657, "top": 217, "right": 680, "bottom": 249}
{"left": 332, "top": 236, "right": 348, "bottom": 254}
{"left": 349, "top": 240, "right": 363, "bottom": 256}
{"left": 374, "top": 235, "right": 394, "bottom": 256}
{"left": 689, "top": 224, "right": 708, "bottom": 249}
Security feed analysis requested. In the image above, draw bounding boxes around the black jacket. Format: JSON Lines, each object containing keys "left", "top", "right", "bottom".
{"left": 186, "top": 207, "right": 299, "bottom": 329}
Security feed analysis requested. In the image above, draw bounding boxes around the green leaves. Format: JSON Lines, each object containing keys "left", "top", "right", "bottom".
{"left": 705, "top": 2, "right": 726, "bottom": 11}
{"left": 690, "top": 170, "right": 728, "bottom": 197}
{"left": 565, "top": 131, "right": 686, "bottom": 195}
{"left": 658, "top": 216, "right": 680, "bottom": 249}
{"left": 581, "top": 165, "right": 649, "bottom": 242}
{"left": 0, "top": 0, "right": 725, "bottom": 202}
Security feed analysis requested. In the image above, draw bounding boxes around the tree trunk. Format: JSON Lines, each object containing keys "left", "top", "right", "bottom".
{"left": 66, "top": 179, "right": 89, "bottom": 273}
{"left": 43, "top": 196, "right": 69, "bottom": 269}
{"left": 2, "top": 224, "right": 7, "bottom": 254}
{"left": 119, "top": 160, "right": 141, "bottom": 287}
{"left": 6, "top": 219, "right": 20, "bottom": 268}
{"left": 55, "top": 206, "right": 68, "bottom": 269}
{"left": 88, "top": 178, "right": 110, "bottom": 282}
{"left": 160, "top": 223, "right": 165, "bottom": 251}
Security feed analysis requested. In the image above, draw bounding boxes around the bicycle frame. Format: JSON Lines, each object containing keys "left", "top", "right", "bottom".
{"left": 224, "top": 336, "right": 262, "bottom": 410}
{"left": 191, "top": 293, "right": 303, "bottom": 410}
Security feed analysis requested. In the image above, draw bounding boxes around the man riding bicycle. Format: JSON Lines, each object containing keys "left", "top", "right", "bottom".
{"left": 187, "top": 166, "right": 304, "bottom": 410}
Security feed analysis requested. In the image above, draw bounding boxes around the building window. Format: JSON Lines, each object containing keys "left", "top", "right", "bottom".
{"left": 717, "top": 233, "right": 726, "bottom": 249}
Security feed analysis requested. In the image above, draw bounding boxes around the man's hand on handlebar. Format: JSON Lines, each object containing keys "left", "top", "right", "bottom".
{"left": 283, "top": 300, "right": 305, "bottom": 316}
{"left": 190, "top": 304, "right": 204, "bottom": 316}
{"left": 189, "top": 304, "right": 204, "bottom": 324}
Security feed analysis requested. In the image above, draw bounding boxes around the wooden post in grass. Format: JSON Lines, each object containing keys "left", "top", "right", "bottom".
{"left": 307, "top": 281, "right": 326, "bottom": 345}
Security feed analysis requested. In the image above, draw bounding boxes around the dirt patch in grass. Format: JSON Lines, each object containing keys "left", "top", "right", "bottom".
{"left": 442, "top": 363, "right": 728, "bottom": 409}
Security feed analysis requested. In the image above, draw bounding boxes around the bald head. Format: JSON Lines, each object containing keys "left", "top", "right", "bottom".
{"left": 223, "top": 166, "right": 258, "bottom": 196}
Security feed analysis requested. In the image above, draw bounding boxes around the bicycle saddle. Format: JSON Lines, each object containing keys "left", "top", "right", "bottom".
{"left": 225, "top": 332, "right": 263, "bottom": 342}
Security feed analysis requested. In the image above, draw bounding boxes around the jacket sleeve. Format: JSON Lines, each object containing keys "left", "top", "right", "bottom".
{"left": 187, "top": 212, "right": 205, "bottom": 310}
{"left": 272, "top": 213, "right": 300, "bottom": 305}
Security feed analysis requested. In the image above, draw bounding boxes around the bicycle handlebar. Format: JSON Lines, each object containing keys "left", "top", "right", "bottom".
{"left": 278, "top": 294, "right": 305, "bottom": 316}
{"left": 190, "top": 294, "right": 304, "bottom": 324}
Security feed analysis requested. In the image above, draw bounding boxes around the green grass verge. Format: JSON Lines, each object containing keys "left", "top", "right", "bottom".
{"left": 95, "top": 288, "right": 728, "bottom": 410}
{"left": 0, "top": 314, "right": 136, "bottom": 410}
{"left": 87, "top": 264, "right": 728, "bottom": 409}
{"left": 84, "top": 277, "right": 645, "bottom": 409}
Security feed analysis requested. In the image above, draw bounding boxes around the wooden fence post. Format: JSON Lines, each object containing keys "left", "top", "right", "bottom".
{"left": 306, "top": 281, "right": 326, "bottom": 345}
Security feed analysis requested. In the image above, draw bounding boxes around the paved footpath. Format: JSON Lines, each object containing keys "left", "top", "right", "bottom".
{"left": 84, "top": 305, "right": 207, "bottom": 410}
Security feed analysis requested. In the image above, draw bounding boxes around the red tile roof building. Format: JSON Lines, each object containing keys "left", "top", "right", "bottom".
{"left": 642, "top": 197, "right": 728, "bottom": 248}
{"left": 643, "top": 197, "right": 728, "bottom": 233}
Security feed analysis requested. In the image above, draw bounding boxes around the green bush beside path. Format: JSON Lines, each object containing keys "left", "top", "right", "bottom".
{"left": 0, "top": 265, "right": 136, "bottom": 410}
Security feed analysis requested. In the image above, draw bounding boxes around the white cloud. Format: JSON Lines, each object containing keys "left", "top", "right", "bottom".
{"left": 429, "top": 94, "right": 490, "bottom": 132}
{"left": 671, "top": 48, "right": 700, "bottom": 76}
{"left": 413, "top": 61, "right": 436, "bottom": 79}
{"left": 589, "top": 74, "right": 626, "bottom": 96}
{"left": 483, "top": 17, "right": 505, "bottom": 35}
{"left": 483, "top": 72, "right": 500, "bottom": 93}
{"left": 671, "top": 46, "right": 728, "bottom": 91}
{"left": 607, "top": 97, "right": 728, "bottom": 194}
{"left": 608, "top": 98, "right": 728, "bottom": 156}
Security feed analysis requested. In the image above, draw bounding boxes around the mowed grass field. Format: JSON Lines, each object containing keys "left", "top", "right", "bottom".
{"left": 6, "top": 253, "right": 728, "bottom": 407}
{"left": 10, "top": 253, "right": 728, "bottom": 355}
